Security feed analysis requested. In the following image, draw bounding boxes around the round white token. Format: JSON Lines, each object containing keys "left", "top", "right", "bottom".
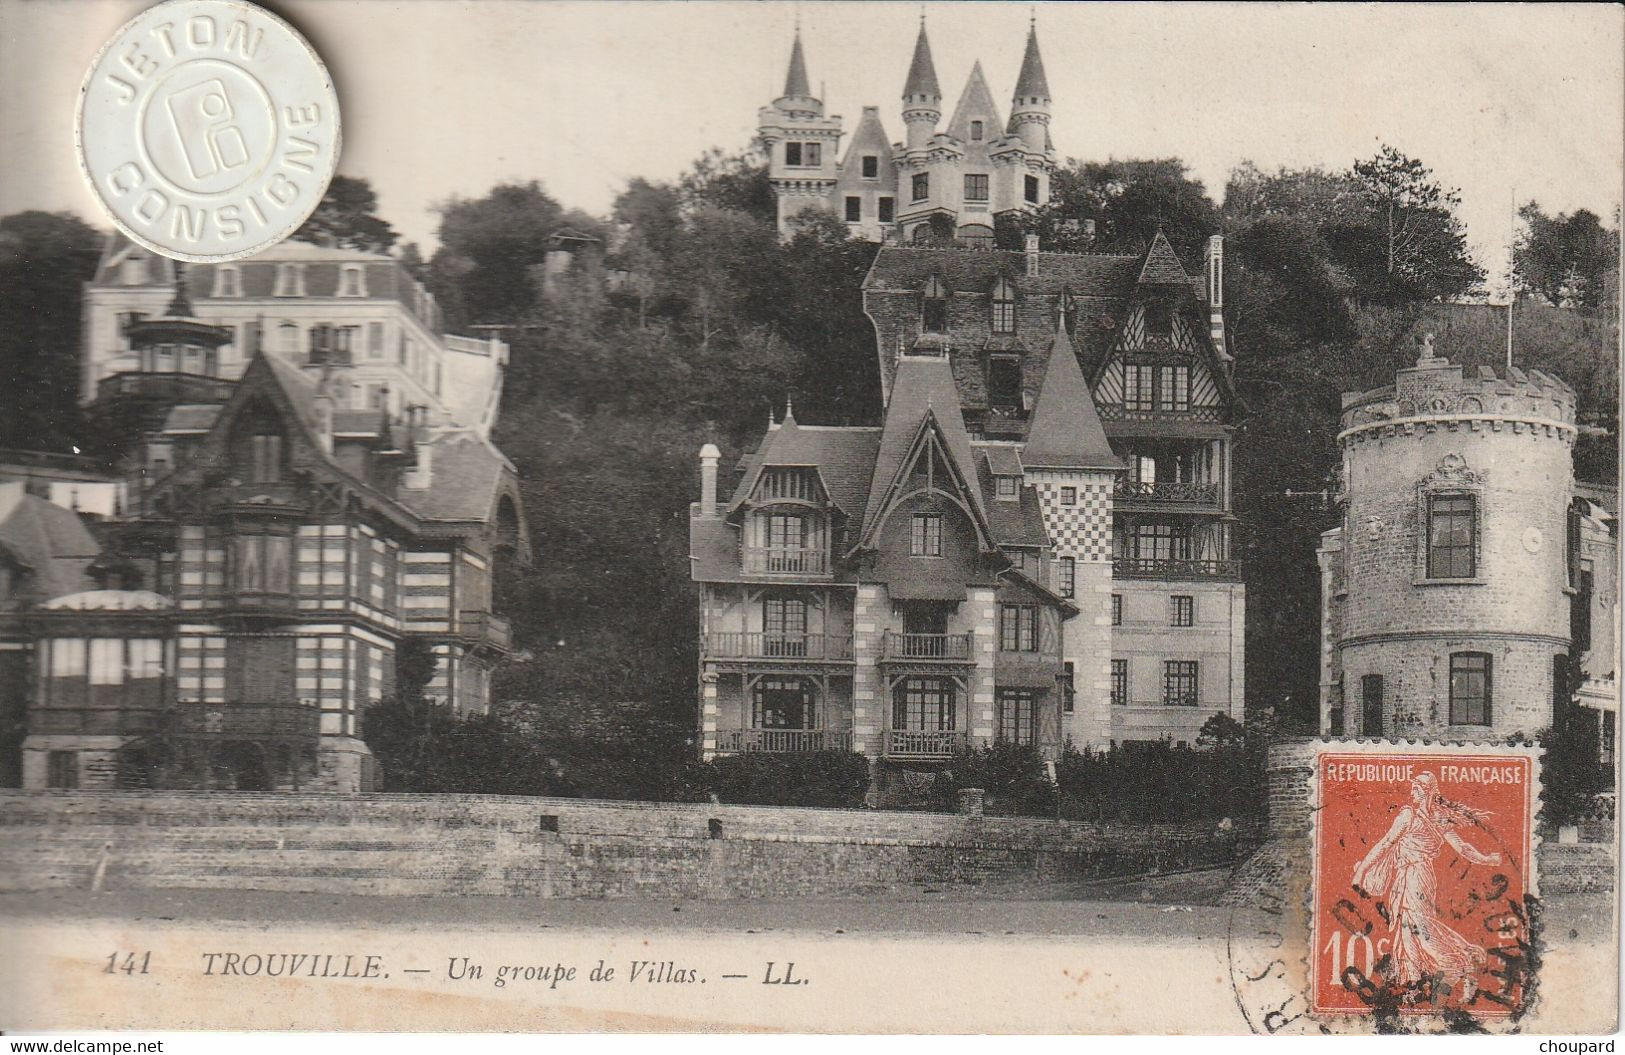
{"left": 76, "top": 0, "right": 341, "bottom": 262}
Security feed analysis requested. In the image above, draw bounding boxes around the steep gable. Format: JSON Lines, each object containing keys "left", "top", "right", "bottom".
{"left": 1023, "top": 329, "right": 1121, "bottom": 471}
{"left": 945, "top": 62, "right": 1005, "bottom": 143}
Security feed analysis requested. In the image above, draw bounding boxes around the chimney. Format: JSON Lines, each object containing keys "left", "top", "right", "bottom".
{"left": 403, "top": 406, "right": 434, "bottom": 489}
{"left": 699, "top": 443, "right": 721, "bottom": 517}
{"left": 1024, "top": 233, "right": 1040, "bottom": 278}
{"left": 1206, "top": 235, "right": 1230, "bottom": 361}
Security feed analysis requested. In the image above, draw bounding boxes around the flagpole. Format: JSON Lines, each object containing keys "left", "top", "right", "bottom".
{"left": 1507, "top": 186, "right": 1515, "bottom": 370}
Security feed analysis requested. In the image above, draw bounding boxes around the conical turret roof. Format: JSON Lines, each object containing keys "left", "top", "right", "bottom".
{"left": 1023, "top": 328, "right": 1121, "bottom": 471}
{"left": 783, "top": 31, "right": 811, "bottom": 98}
{"left": 1013, "top": 23, "right": 1050, "bottom": 101}
{"left": 903, "top": 23, "right": 941, "bottom": 100}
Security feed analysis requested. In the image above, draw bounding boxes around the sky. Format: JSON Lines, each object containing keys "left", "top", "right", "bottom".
{"left": 2, "top": 0, "right": 1621, "bottom": 293}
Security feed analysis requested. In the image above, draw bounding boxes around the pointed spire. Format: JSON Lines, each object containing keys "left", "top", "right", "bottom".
{"left": 783, "top": 396, "right": 796, "bottom": 425}
{"left": 1013, "top": 20, "right": 1051, "bottom": 102}
{"left": 1023, "top": 328, "right": 1121, "bottom": 471}
{"left": 166, "top": 263, "right": 194, "bottom": 318}
{"left": 903, "top": 20, "right": 941, "bottom": 100}
{"left": 783, "top": 29, "right": 811, "bottom": 99}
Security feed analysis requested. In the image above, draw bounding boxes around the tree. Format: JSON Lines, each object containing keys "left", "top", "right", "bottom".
{"left": 291, "top": 175, "right": 398, "bottom": 252}
{"left": 430, "top": 180, "right": 566, "bottom": 327}
{"left": 677, "top": 144, "right": 776, "bottom": 226}
{"left": 0, "top": 211, "right": 103, "bottom": 452}
{"left": 998, "top": 158, "right": 1220, "bottom": 263}
{"left": 1514, "top": 203, "right": 1619, "bottom": 314}
{"left": 1349, "top": 145, "right": 1483, "bottom": 302}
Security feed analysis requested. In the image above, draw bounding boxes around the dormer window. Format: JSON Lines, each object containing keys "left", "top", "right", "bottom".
{"left": 991, "top": 277, "right": 1017, "bottom": 333}
{"left": 861, "top": 155, "right": 879, "bottom": 178}
{"left": 274, "top": 263, "right": 306, "bottom": 297}
{"left": 213, "top": 265, "right": 241, "bottom": 297}
{"left": 921, "top": 274, "right": 949, "bottom": 333}
{"left": 995, "top": 475, "right": 1019, "bottom": 501}
{"left": 970, "top": 120, "right": 984, "bottom": 141}
{"left": 339, "top": 265, "right": 366, "bottom": 297}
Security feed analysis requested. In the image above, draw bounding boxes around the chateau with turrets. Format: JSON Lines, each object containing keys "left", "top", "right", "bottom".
{"left": 758, "top": 19, "right": 1056, "bottom": 242}
{"left": 1318, "top": 337, "right": 1617, "bottom": 757}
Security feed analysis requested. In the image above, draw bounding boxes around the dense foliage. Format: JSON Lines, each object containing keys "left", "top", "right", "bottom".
{"left": 695, "top": 750, "right": 871, "bottom": 809}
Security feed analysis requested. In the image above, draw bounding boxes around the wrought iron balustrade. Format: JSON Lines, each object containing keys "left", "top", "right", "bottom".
{"left": 1112, "top": 557, "right": 1241, "bottom": 581}
{"left": 1113, "top": 480, "right": 1220, "bottom": 505}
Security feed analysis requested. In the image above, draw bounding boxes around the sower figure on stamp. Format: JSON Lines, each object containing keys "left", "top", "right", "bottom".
{"left": 1351, "top": 773, "right": 1502, "bottom": 1002}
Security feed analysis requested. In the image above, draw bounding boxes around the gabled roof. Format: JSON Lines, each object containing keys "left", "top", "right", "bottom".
{"left": 946, "top": 61, "right": 1005, "bottom": 143}
{"left": 838, "top": 108, "right": 898, "bottom": 189}
{"left": 902, "top": 23, "right": 941, "bottom": 99}
{"left": 1023, "top": 328, "right": 1122, "bottom": 471}
{"left": 728, "top": 415, "right": 882, "bottom": 524}
{"left": 976, "top": 455, "right": 1048, "bottom": 548}
{"left": 857, "top": 355, "right": 993, "bottom": 550}
{"left": 865, "top": 247, "right": 1142, "bottom": 297}
{"left": 0, "top": 483, "right": 99, "bottom": 603}
{"left": 397, "top": 429, "right": 513, "bottom": 523}
{"left": 1137, "top": 229, "right": 1191, "bottom": 286}
{"left": 1013, "top": 24, "right": 1050, "bottom": 101}
{"left": 783, "top": 31, "right": 811, "bottom": 98}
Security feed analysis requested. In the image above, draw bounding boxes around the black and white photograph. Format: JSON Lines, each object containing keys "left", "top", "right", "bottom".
{"left": 0, "top": 0, "right": 1619, "bottom": 1038}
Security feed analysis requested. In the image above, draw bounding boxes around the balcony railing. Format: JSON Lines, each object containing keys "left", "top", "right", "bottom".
{"left": 1100, "top": 405, "right": 1225, "bottom": 424}
{"left": 30, "top": 701, "right": 320, "bottom": 738}
{"left": 881, "top": 632, "right": 975, "bottom": 662}
{"left": 1114, "top": 480, "right": 1220, "bottom": 505}
{"left": 30, "top": 708, "right": 165, "bottom": 736}
{"left": 1112, "top": 557, "right": 1242, "bottom": 581}
{"left": 95, "top": 371, "right": 235, "bottom": 406}
{"left": 742, "top": 546, "right": 829, "bottom": 576}
{"left": 704, "top": 632, "right": 854, "bottom": 661}
{"left": 205, "top": 482, "right": 309, "bottom": 513}
{"left": 459, "top": 610, "right": 513, "bottom": 651}
{"left": 714, "top": 729, "right": 855, "bottom": 753}
{"left": 883, "top": 729, "right": 967, "bottom": 759}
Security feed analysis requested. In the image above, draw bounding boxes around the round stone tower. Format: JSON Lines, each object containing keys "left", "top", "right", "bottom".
{"left": 1332, "top": 335, "right": 1578, "bottom": 740}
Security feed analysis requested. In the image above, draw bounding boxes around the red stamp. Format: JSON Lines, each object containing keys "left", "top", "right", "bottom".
{"left": 1312, "top": 750, "right": 1536, "bottom": 1019}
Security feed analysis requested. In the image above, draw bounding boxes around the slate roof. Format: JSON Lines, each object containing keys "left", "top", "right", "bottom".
{"left": 396, "top": 429, "right": 511, "bottom": 523}
{"left": 782, "top": 32, "right": 811, "bottom": 98}
{"left": 865, "top": 247, "right": 1142, "bottom": 297}
{"left": 1022, "top": 328, "right": 1122, "bottom": 471}
{"left": 976, "top": 456, "right": 1048, "bottom": 548}
{"left": 945, "top": 62, "right": 1004, "bottom": 143}
{"left": 1013, "top": 25, "right": 1050, "bottom": 100}
{"left": 859, "top": 355, "right": 991, "bottom": 548}
{"left": 903, "top": 23, "right": 941, "bottom": 99}
{"left": 161, "top": 404, "right": 221, "bottom": 434}
{"left": 0, "top": 483, "right": 100, "bottom": 604}
{"left": 331, "top": 409, "right": 389, "bottom": 437}
{"left": 1137, "top": 229, "right": 1191, "bottom": 285}
{"left": 727, "top": 416, "right": 882, "bottom": 525}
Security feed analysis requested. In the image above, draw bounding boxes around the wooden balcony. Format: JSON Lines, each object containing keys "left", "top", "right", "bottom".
{"left": 95, "top": 371, "right": 235, "bottom": 406}
{"left": 1114, "top": 479, "right": 1220, "bottom": 507}
{"left": 714, "top": 728, "right": 855, "bottom": 753}
{"left": 458, "top": 609, "right": 513, "bottom": 652}
{"left": 883, "top": 729, "right": 967, "bottom": 760}
{"left": 880, "top": 632, "right": 976, "bottom": 663}
{"left": 1100, "top": 405, "right": 1224, "bottom": 424}
{"left": 1112, "top": 557, "right": 1241, "bottom": 582}
{"left": 703, "top": 632, "right": 854, "bottom": 662}
{"left": 741, "top": 546, "right": 829, "bottom": 576}
{"left": 205, "top": 482, "right": 309, "bottom": 514}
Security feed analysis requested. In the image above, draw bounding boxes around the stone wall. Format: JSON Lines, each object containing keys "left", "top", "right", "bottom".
{"left": 0, "top": 791, "right": 1249, "bottom": 899}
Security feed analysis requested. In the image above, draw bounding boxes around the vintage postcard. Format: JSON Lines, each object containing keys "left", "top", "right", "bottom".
{"left": 0, "top": 0, "right": 1619, "bottom": 1037}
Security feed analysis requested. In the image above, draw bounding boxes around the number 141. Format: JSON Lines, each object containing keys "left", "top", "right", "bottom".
{"left": 105, "top": 951, "right": 151, "bottom": 975}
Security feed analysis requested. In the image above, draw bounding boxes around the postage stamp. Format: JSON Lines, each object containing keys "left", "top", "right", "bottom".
{"left": 1311, "top": 746, "right": 1539, "bottom": 1021}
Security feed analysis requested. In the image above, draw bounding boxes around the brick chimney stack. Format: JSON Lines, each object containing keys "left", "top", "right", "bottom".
{"left": 699, "top": 443, "right": 721, "bottom": 517}
{"left": 1025, "top": 233, "right": 1040, "bottom": 278}
{"left": 1206, "top": 235, "right": 1229, "bottom": 360}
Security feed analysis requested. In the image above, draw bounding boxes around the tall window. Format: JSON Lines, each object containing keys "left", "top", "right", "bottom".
{"left": 1111, "top": 659, "right": 1128, "bottom": 706}
{"left": 878, "top": 197, "right": 895, "bottom": 223}
{"left": 339, "top": 265, "right": 366, "bottom": 296}
{"left": 762, "top": 597, "right": 808, "bottom": 656}
{"left": 964, "top": 174, "right": 990, "bottom": 202}
{"left": 765, "top": 513, "right": 806, "bottom": 551}
{"left": 1062, "top": 661, "right": 1076, "bottom": 714}
{"left": 1133, "top": 522, "right": 1192, "bottom": 561}
{"left": 1163, "top": 661, "right": 1199, "bottom": 707}
{"left": 1123, "top": 364, "right": 1155, "bottom": 411}
{"left": 1157, "top": 366, "right": 1190, "bottom": 411}
{"left": 278, "top": 321, "right": 299, "bottom": 354}
{"left": 367, "top": 322, "right": 384, "bottom": 359}
{"left": 754, "top": 676, "right": 813, "bottom": 729}
{"left": 1449, "top": 652, "right": 1492, "bottom": 725}
{"left": 922, "top": 274, "right": 949, "bottom": 332}
{"left": 249, "top": 434, "right": 283, "bottom": 483}
{"left": 910, "top": 513, "right": 943, "bottom": 557}
{"left": 987, "top": 356, "right": 1022, "bottom": 409}
{"left": 895, "top": 676, "right": 954, "bottom": 731}
{"left": 1024, "top": 175, "right": 1040, "bottom": 204}
{"left": 997, "top": 689, "right": 1035, "bottom": 744}
{"left": 273, "top": 263, "right": 305, "bottom": 296}
{"left": 1170, "top": 595, "right": 1194, "bottom": 627}
{"left": 969, "top": 120, "right": 984, "bottom": 141}
{"left": 912, "top": 173, "right": 929, "bottom": 201}
{"left": 845, "top": 196, "right": 862, "bottom": 222}
{"left": 1111, "top": 594, "right": 1122, "bottom": 626}
{"left": 213, "top": 265, "right": 241, "bottom": 297}
{"left": 232, "top": 533, "right": 293, "bottom": 595}
{"left": 991, "top": 277, "right": 1017, "bottom": 333}
{"left": 1427, "top": 494, "right": 1477, "bottom": 579}
{"left": 861, "top": 155, "right": 879, "bottom": 178}
{"left": 1058, "top": 557, "right": 1076, "bottom": 599}
{"left": 1000, "top": 604, "right": 1038, "bottom": 652}
{"left": 1361, "top": 674, "right": 1384, "bottom": 734}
